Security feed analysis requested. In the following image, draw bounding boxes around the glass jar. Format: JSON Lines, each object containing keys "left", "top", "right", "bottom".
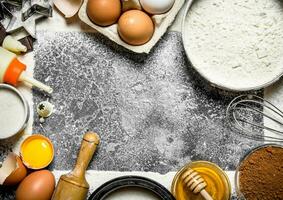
{"left": 235, "top": 144, "right": 283, "bottom": 200}
{"left": 171, "top": 161, "right": 231, "bottom": 200}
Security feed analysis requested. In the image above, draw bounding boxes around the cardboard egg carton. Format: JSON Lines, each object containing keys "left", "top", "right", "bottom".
{"left": 78, "top": 0, "right": 185, "bottom": 53}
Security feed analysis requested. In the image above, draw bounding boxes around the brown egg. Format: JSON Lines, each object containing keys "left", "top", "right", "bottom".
{"left": 4, "top": 156, "right": 27, "bottom": 186}
{"left": 118, "top": 10, "right": 154, "bottom": 45}
{"left": 16, "top": 170, "right": 55, "bottom": 200}
{"left": 87, "top": 0, "right": 121, "bottom": 26}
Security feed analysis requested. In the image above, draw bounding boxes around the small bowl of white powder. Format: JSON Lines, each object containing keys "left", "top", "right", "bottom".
{"left": 0, "top": 84, "right": 29, "bottom": 139}
{"left": 182, "top": 0, "right": 283, "bottom": 91}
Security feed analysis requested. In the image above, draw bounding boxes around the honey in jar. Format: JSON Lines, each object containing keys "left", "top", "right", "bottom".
{"left": 171, "top": 161, "right": 231, "bottom": 200}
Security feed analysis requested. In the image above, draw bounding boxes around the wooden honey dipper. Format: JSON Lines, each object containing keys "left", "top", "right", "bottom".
{"left": 181, "top": 168, "right": 214, "bottom": 200}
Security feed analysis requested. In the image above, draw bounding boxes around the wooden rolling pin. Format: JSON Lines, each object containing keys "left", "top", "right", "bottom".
{"left": 181, "top": 168, "right": 214, "bottom": 200}
{"left": 51, "top": 132, "right": 100, "bottom": 200}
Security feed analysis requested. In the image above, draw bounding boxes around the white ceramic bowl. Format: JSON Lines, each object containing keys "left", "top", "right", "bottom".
{"left": 181, "top": 0, "right": 283, "bottom": 91}
{"left": 0, "top": 84, "right": 29, "bottom": 139}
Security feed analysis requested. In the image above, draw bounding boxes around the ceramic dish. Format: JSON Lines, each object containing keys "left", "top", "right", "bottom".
{"left": 88, "top": 176, "right": 175, "bottom": 200}
{"left": 0, "top": 84, "right": 29, "bottom": 139}
{"left": 181, "top": 0, "right": 283, "bottom": 91}
{"left": 78, "top": 0, "right": 184, "bottom": 53}
{"left": 235, "top": 144, "right": 283, "bottom": 200}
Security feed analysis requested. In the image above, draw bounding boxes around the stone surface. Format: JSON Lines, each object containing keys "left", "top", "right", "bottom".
{"left": 32, "top": 31, "right": 261, "bottom": 172}
{"left": 0, "top": 31, "right": 262, "bottom": 199}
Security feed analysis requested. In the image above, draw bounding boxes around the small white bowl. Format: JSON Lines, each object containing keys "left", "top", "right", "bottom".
{"left": 0, "top": 84, "right": 29, "bottom": 139}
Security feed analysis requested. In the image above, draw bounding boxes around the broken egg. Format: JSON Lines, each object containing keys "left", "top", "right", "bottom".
{"left": 20, "top": 134, "right": 54, "bottom": 169}
{"left": 0, "top": 153, "right": 27, "bottom": 186}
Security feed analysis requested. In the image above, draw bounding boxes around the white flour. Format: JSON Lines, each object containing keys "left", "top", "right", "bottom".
{"left": 184, "top": 0, "right": 283, "bottom": 90}
{"left": 104, "top": 187, "right": 160, "bottom": 200}
{"left": 0, "top": 88, "right": 26, "bottom": 138}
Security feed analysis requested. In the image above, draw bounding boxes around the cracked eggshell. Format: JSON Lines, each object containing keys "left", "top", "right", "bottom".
{"left": 0, "top": 153, "right": 27, "bottom": 186}
{"left": 54, "top": 0, "right": 83, "bottom": 18}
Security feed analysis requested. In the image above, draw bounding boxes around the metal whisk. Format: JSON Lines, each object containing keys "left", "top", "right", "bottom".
{"left": 226, "top": 94, "right": 283, "bottom": 142}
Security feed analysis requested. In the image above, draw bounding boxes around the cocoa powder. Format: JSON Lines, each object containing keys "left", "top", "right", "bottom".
{"left": 239, "top": 146, "right": 283, "bottom": 200}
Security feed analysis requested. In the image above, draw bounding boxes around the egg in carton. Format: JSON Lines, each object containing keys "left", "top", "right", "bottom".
{"left": 122, "top": 0, "right": 142, "bottom": 12}
{"left": 78, "top": 0, "right": 185, "bottom": 53}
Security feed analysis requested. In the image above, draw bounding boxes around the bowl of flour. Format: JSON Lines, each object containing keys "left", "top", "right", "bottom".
{"left": 182, "top": 0, "right": 283, "bottom": 91}
{"left": 0, "top": 84, "right": 29, "bottom": 139}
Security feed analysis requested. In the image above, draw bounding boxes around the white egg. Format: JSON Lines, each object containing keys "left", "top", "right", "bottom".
{"left": 139, "top": 0, "right": 175, "bottom": 14}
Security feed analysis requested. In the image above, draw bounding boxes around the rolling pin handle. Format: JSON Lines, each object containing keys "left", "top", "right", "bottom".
{"left": 72, "top": 132, "right": 100, "bottom": 178}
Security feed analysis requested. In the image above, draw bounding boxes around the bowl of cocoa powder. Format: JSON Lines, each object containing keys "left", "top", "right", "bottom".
{"left": 235, "top": 144, "right": 283, "bottom": 200}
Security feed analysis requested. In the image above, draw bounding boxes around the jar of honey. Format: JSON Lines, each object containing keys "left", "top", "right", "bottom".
{"left": 171, "top": 161, "right": 231, "bottom": 200}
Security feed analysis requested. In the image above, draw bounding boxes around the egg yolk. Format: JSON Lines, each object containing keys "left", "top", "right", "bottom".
{"left": 21, "top": 138, "right": 53, "bottom": 168}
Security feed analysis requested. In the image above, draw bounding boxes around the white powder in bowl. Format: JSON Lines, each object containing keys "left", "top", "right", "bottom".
{"left": 104, "top": 187, "right": 160, "bottom": 200}
{"left": 0, "top": 87, "right": 27, "bottom": 138}
{"left": 183, "top": 0, "right": 283, "bottom": 90}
